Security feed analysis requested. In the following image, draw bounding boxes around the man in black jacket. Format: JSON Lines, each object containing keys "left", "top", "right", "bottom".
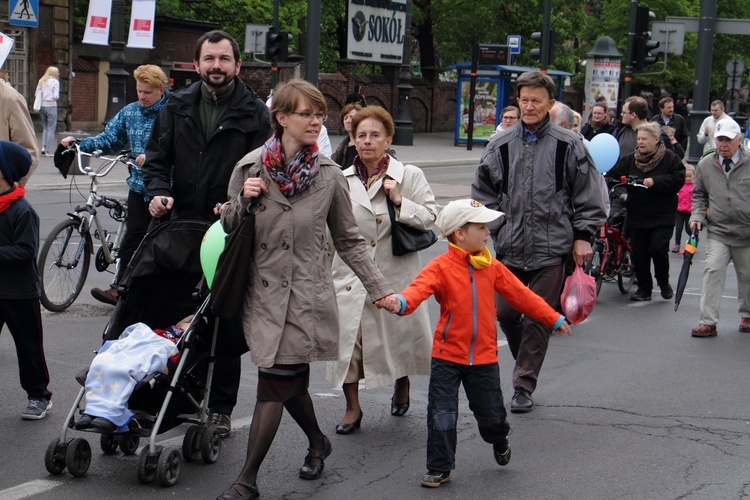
{"left": 650, "top": 97, "right": 688, "bottom": 152}
{"left": 143, "top": 30, "right": 272, "bottom": 437}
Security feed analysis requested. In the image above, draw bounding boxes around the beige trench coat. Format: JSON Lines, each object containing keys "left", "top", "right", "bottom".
{"left": 0, "top": 83, "right": 39, "bottom": 185}
{"left": 221, "top": 148, "right": 393, "bottom": 368}
{"left": 326, "top": 157, "right": 437, "bottom": 389}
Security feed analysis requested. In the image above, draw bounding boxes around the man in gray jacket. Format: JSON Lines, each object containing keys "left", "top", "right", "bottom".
{"left": 472, "top": 72, "right": 607, "bottom": 413}
{"left": 689, "top": 118, "right": 750, "bottom": 337}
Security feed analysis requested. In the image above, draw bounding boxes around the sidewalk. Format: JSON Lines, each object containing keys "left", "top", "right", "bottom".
{"left": 26, "top": 131, "right": 484, "bottom": 192}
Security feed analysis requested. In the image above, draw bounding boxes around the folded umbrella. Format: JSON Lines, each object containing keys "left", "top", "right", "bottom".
{"left": 674, "top": 227, "right": 699, "bottom": 311}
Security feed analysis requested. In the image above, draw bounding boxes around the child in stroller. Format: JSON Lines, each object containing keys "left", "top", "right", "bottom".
{"left": 75, "top": 316, "right": 196, "bottom": 433}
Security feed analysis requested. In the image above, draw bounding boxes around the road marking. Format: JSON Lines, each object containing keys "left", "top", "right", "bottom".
{"left": 0, "top": 479, "right": 59, "bottom": 500}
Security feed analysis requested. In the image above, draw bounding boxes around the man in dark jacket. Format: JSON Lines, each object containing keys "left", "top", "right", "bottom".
{"left": 143, "top": 30, "right": 272, "bottom": 437}
{"left": 472, "top": 72, "right": 607, "bottom": 413}
{"left": 650, "top": 97, "right": 688, "bottom": 152}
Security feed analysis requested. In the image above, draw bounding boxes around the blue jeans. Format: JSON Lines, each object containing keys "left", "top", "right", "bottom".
{"left": 426, "top": 358, "right": 510, "bottom": 472}
{"left": 40, "top": 105, "right": 57, "bottom": 152}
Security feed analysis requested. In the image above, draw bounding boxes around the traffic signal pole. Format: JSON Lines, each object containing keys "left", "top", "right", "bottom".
{"left": 686, "top": 0, "right": 717, "bottom": 165}
{"left": 623, "top": 0, "right": 638, "bottom": 99}
{"left": 271, "top": 0, "right": 280, "bottom": 88}
{"left": 540, "top": 0, "right": 552, "bottom": 73}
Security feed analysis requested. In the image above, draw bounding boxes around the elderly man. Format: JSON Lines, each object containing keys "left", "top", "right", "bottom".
{"left": 472, "top": 72, "right": 607, "bottom": 412}
{"left": 690, "top": 118, "right": 750, "bottom": 337}
{"left": 695, "top": 100, "right": 728, "bottom": 154}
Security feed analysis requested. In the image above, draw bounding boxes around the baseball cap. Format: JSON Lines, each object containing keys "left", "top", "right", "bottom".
{"left": 435, "top": 199, "right": 503, "bottom": 238}
{"left": 714, "top": 118, "right": 741, "bottom": 139}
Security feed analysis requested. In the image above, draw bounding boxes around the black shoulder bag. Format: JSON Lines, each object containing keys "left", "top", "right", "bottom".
{"left": 386, "top": 197, "right": 437, "bottom": 256}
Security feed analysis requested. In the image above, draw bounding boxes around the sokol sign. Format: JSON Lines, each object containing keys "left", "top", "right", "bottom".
{"left": 347, "top": 0, "right": 407, "bottom": 64}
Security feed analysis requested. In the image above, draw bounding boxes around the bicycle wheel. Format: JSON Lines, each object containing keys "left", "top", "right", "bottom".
{"left": 617, "top": 249, "right": 636, "bottom": 294}
{"left": 39, "top": 219, "right": 91, "bottom": 312}
{"left": 584, "top": 241, "right": 605, "bottom": 298}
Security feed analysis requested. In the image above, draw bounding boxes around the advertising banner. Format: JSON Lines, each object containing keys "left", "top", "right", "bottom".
{"left": 127, "top": 0, "right": 156, "bottom": 49}
{"left": 458, "top": 79, "right": 498, "bottom": 142}
{"left": 0, "top": 32, "right": 14, "bottom": 68}
{"left": 347, "top": 0, "right": 406, "bottom": 64}
{"left": 83, "top": 0, "right": 112, "bottom": 46}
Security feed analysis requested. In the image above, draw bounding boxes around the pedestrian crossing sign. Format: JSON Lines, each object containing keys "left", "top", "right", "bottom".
{"left": 9, "top": 0, "right": 39, "bottom": 28}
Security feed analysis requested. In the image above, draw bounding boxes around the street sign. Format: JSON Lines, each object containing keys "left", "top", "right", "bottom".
{"left": 9, "top": 0, "right": 38, "bottom": 28}
{"left": 478, "top": 44, "right": 508, "bottom": 65}
{"left": 726, "top": 58, "right": 745, "bottom": 76}
{"left": 245, "top": 23, "right": 269, "bottom": 55}
{"left": 651, "top": 22, "right": 685, "bottom": 55}
{"left": 507, "top": 35, "right": 521, "bottom": 55}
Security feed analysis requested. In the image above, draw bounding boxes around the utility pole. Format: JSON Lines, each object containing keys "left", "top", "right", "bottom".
{"left": 304, "top": 0, "right": 322, "bottom": 85}
{"left": 103, "top": 0, "right": 128, "bottom": 124}
{"left": 392, "top": 0, "right": 414, "bottom": 146}
{"left": 686, "top": 0, "right": 717, "bottom": 165}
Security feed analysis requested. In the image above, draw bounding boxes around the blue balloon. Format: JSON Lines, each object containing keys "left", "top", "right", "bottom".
{"left": 588, "top": 133, "right": 620, "bottom": 173}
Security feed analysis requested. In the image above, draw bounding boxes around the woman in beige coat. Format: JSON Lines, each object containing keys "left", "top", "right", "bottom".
{"left": 217, "top": 80, "right": 395, "bottom": 500}
{"left": 327, "top": 106, "right": 437, "bottom": 434}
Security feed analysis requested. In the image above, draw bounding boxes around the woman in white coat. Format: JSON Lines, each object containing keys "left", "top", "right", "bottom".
{"left": 327, "top": 106, "right": 437, "bottom": 434}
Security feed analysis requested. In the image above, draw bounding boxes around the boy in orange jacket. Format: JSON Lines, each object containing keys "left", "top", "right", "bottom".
{"left": 382, "top": 199, "right": 570, "bottom": 488}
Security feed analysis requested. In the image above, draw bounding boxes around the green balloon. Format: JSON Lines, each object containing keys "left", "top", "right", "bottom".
{"left": 200, "top": 220, "right": 227, "bottom": 289}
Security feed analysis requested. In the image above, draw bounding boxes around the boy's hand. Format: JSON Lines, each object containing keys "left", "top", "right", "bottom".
{"left": 554, "top": 321, "right": 572, "bottom": 337}
{"left": 375, "top": 294, "right": 401, "bottom": 314}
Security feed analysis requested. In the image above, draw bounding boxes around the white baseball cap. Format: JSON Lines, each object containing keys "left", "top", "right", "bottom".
{"left": 714, "top": 118, "right": 741, "bottom": 139}
{"left": 436, "top": 199, "right": 504, "bottom": 238}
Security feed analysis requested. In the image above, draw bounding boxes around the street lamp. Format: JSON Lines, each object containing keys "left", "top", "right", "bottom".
{"left": 103, "top": 0, "right": 129, "bottom": 124}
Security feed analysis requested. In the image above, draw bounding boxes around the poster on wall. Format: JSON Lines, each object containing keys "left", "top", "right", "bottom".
{"left": 347, "top": 0, "right": 406, "bottom": 64}
{"left": 83, "top": 0, "right": 112, "bottom": 46}
{"left": 584, "top": 57, "right": 621, "bottom": 120}
{"left": 458, "top": 79, "right": 498, "bottom": 142}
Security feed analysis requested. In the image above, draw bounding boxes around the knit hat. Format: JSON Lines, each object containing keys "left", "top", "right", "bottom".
{"left": 0, "top": 140, "right": 32, "bottom": 184}
{"left": 436, "top": 199, "right": 503, "bottom": 238}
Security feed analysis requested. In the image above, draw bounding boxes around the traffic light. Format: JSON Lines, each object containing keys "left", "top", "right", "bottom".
{"left": 529, "top": 29, "right": 555, "bottom": 65}
{"left": 633, "top": 5, "right": 659, "bottom": 69}
{"left": 265, "top": 30, "right": 293, "bottom": 61}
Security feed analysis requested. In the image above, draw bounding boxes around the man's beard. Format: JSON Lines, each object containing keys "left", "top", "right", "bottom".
{"left": 201, "top": 70, "right": 233, "bottom": 91}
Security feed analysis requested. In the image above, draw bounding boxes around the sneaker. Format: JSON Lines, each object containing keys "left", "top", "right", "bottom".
{"left": 421, "top": 470, "right": 451, "bottom": 488}
{"left": 493, "top": 440, "right": 512, "bottom": 466}
{"left": 208, "top": 412, "right": 231, "bottom": 438}
{"left": 660, "top": 283, "right": 674, "bottom": 300}
{"left": 22, "top": 398, "right": 52, "bottom": 420}
{"left": 91, "top": 285, "right": 118, "bottom": 306}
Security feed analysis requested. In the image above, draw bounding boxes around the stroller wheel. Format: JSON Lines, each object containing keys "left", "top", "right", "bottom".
{"left": 65, "top": 438, "right": 92, "bottom": 477}
{"left": 118, "top": 434, "right": 140, "bottom": 456}
{"left": 200, "top": 427, "right": 222, "bottom": 464}
{"left": 157, "top": 446, "right": 183, "bottom": 487}
{"left": 100, "top": 434, "right": 119, "bottom": 454}
{"left": 44, "top": 438, "right": 67, "bottom": 475}
{"left": 137, "top": 446, "right": 160, "bottom": 484}
{"left": 182, "top": 426, "right": 202, "bottom": 462}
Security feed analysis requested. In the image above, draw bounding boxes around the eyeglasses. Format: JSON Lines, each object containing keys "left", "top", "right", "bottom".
{"left": 291, "top": 111, "right": 327, "bottom": 123}
{"left": 517, "top": 98, "right": 548, "bottom": 108}
{"left": 502, "top": 115, "right": 519, "bottom": 121}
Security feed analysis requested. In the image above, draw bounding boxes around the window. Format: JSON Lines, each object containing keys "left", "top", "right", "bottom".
{"left": 0, "top": 21, "right": 29, "bottom": 98}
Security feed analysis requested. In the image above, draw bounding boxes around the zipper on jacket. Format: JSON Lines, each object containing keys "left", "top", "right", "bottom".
{"left": 468, "top": 266, "right": 478, "bottom": 365}
{"left": 439, "top": 314, "right": 452, "bottom": 354}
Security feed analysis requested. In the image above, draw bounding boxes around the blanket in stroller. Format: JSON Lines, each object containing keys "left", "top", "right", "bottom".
{"left": 84, "top": 322, "right": 183, "bottom": 430}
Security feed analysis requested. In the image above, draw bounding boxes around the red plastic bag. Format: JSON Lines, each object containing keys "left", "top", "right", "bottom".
{"left": 560, "top": 266, "right": 597, "bottom": 326}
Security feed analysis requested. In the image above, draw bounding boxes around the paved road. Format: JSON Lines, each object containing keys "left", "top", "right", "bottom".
{"left": 1, "top": 140, "right": 749, "bottom": 499}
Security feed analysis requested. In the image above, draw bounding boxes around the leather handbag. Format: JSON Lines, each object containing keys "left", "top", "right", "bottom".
{"left": 210, "top": 207, "right": 255, "bottom": 319}
{"left": 386, "top": 196, "right": 437, "bottom": 256}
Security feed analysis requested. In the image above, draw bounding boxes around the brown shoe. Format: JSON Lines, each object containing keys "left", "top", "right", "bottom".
{"left": 91, "top": 285, "right": 118, "bottom": 306}
{"left": 740, "top": 318, "right": 750, "bottom": 333}
{"left": 691, "top": 324, "right": 717, "bottom": 337}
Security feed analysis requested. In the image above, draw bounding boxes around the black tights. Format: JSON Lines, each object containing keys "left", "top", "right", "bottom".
{"left": 232, "top": 391, "right": 326, "bottom": 490}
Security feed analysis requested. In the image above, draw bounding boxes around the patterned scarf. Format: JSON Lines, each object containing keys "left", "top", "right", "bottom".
{"left": 354, "top": 155, "right": 389, "bottom": 189}
{"left": 449, "top": 242, "right": 493, "bottom": 269}
{"left": 0, "top": 185, "right": 24, "bottom": 213}
{"left": 634, "top": 140, "right": 666, "bottom": 173}
{"left": 262, "top": 133, "right": 320, "bottom": 197}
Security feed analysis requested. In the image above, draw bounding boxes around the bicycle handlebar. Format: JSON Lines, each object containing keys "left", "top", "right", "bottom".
{"left": 64, "top": 142, "right": 134, "bottom": 177}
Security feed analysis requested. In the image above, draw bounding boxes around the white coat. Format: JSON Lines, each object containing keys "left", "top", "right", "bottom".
{"left": 327, "top": 156, "right": 437, "bottom": 389}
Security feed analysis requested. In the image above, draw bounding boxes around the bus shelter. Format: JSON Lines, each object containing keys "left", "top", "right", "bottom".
{"left": 449, "top": 62, "right": 572, "bottom": 146}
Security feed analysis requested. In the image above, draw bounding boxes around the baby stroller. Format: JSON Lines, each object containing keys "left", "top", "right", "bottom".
{"left": 44, "top": 219, "right": 224, "bottom": 487}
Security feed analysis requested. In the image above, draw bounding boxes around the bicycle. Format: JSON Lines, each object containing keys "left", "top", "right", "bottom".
{"left": 584, "top": 176, "right": 647, "bottom": 298}
{"left": 38, "top": 142, "right": 134, "bottom": 312}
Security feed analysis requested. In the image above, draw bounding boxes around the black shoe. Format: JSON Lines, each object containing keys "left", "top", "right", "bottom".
{"left": 299, "top": 435, "right": 332, "bottom": 480}
{"left": 74, "top": 414, "right": 94, "bottom": 429}
{"left": 391, "top": 377, "right": 410, "bottom": 416}
{"left": 421, "top": 470, "right": 451, "bottom": 488}
{"left": 510, "top": 389, "right": 533, "bottom": 413}
{"left": 335, "top": 410, "right": 363, "bottom": 435}
{"left": 493, "top": 440, "right": 512, "bottom": 466}
{"left": 216, "top": 482, "right": 259, "bottom": 500}
{"left": 630, "top": 289, "right": 652, "bottom": 301}
{"left": 660, "top": 283, "right": 673, "bottom": 300}
{"left": 90, "top": 417, "right": 117, "bottom": 432}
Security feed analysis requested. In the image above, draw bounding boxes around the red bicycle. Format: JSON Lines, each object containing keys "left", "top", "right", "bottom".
{"left": 584, "top": 176, "right": 646, "bottom": 297}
